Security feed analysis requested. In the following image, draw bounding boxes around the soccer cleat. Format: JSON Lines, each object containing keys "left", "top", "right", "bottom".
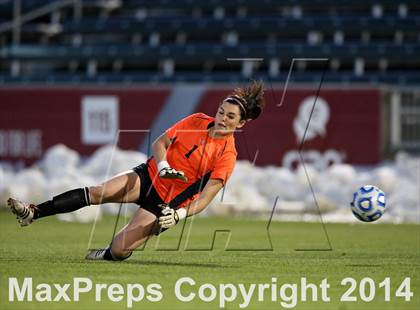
{"left": 85, "top": 247, "right": 109, "bottom": 260}
{"left": 7, "top": 198, "right": 36, "bottom": 227}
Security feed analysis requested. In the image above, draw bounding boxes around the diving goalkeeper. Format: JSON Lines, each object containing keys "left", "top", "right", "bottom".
{"left": 7, "top": 81, "right": 265, "bottom": 261}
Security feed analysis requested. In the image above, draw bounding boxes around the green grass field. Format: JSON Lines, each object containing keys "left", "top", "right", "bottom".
{"left": 0, "top": 210, "right": 419, "bottom": 310}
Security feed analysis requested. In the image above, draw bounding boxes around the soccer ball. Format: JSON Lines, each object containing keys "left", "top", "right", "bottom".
{"left": 350, "top": 185, "right": 386, "bottom": 222}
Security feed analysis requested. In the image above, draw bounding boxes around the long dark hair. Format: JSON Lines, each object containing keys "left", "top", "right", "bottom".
{"left": 224, "top": 80, "right": 265, "bottom": 121}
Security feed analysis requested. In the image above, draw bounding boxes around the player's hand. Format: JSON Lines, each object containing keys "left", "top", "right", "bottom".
{"left": 158, "top": 161, "right": 188, "bottom": 181}
{"left": 158, "top": 206, "right": 187, "bottom": 229}
{"left": 159, "top": 167, "right": 188, "bottom": 181}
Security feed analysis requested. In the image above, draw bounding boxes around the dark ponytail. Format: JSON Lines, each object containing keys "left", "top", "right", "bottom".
{"left": 226, "top": 80, "right": 265, "bottom": 121}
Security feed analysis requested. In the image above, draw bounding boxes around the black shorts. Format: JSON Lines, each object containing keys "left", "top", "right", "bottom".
{"left": 132, "top": 163, "right": 165, "bottom": 217}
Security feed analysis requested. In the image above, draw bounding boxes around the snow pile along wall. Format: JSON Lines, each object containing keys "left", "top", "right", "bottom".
{"left": 1, "top": 145, "right": 419, "bottom": 224}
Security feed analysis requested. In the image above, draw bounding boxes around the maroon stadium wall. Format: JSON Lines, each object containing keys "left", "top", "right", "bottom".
{"left": 0, "top": 86, "right": 380, "bottom": 168}
{"left": 0, "top": 87, "right": 170, "bottom": 165}
{"left": 196, "top": 87, "right": 381, "bottom": 168}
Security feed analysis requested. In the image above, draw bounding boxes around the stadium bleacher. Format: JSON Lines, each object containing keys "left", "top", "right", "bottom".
{"left": 0, "top": 0, "right": 419, "bottom": 84}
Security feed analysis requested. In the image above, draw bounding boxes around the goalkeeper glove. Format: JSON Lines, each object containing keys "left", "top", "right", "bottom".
{"left": 158, "top": 206, "right": 187, "bottom": 229}
{"left": 157, "top": 161, "right": 188, "bottom": 181}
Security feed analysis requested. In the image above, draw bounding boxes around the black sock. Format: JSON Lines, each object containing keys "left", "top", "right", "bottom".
{"left": 103, "top": 247, "right": 132, "bottom": 261}
{"left": 34, "top": 187, "right": 91, "bottom": 219}
{"left": 103, "top": 247, "right": 114, "bottom": 261}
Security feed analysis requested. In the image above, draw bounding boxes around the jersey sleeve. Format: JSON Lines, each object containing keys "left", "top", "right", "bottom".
{"left": 165, "top": 113, "right": 206, "bottom": 140}
{"left": 210, "top": 150, "right": 236, "bottom": 185}
{"left": 166, "top": 115, "right": 189, "bottom": 140}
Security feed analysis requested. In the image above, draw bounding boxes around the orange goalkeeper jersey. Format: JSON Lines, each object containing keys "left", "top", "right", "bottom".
{"left": 147, "top": 113, "right": 237, "bottom": 208}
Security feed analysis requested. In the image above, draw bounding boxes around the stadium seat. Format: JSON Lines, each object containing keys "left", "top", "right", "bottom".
{"left": 0, "top": 0, "right": 419, "bottom": 84}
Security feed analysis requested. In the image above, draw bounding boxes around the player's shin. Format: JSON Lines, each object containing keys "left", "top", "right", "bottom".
{"left": 34, "top": 187, "right": 91, "bottom": 219}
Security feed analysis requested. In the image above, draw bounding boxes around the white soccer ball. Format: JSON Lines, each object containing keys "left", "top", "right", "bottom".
{"left": 350, "top": 185, "right": 386, "bottom": 222}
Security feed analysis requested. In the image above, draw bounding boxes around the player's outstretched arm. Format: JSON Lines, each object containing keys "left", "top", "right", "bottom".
{"left": 158, "top": 179, "right": 223, "bottom": 229}
{"left": 152, "top": 133, "right": 188, "bottom": 181}
{"left": 185, "top": 178, "right": 224, "bottom": 216}
{"left": 152, "top": 132, "right": 171, "bottom": 164}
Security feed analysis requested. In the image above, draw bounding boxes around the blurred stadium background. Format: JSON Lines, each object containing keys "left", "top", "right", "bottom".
{"left": 0, "top": 0, "right": 419, "bottom": 223}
